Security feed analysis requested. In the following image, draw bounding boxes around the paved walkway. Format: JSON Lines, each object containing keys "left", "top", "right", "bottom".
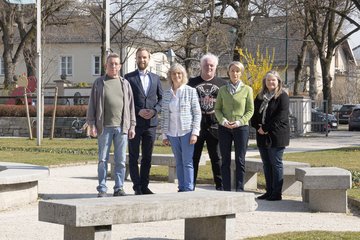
{"left": 0, "top": 131, "right": 359, "bottom": 239}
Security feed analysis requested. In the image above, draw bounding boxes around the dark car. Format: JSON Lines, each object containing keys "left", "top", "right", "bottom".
{"left": 349, "top": 107, "right": 360, "bottom": 131}
{"left": 338, "top": 104, "right": 360, "bottom": 124}
{"left": 311, "top": 109, "right": 337, "bottom": 132}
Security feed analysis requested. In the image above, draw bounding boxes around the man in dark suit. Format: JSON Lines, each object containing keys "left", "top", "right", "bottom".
{"left": 124, "top": 47, "right": 163, "bottom": 195}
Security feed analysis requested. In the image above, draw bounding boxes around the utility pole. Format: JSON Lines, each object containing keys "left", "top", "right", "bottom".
{"left": 285, "top": 3, "right": 288, "bottom": 86}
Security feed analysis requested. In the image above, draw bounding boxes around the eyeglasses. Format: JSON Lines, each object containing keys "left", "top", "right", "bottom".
{"left": 107, "top": 62, "right": 121, "bottom": 66}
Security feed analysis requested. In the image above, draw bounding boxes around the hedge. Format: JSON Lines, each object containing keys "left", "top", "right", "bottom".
{"left": 0, "top": 105, "right": 87, "bottom": 117}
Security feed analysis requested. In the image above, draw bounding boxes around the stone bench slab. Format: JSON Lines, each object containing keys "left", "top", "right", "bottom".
{"left": 39, "top": 191, "right": 257, "bottom": 240}
{"left": 0, "top": 162, "right": 49, "bottom": 211}
{"left": 295, "top": 167, "right": 352, "bottom": 213}
{"left": 295, "top": 167, "right": 352, "bottom": 189}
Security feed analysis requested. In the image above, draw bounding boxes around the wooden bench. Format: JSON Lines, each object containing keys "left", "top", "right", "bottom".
{"left": 295, "top": 167, "right": 352, "bottom": 213}
{"left": 39, "top": 191, "right": 257, "bottom": 240}
{"left": 0, "top": 161, "right": 49, "bottom": 211}
{"left": 109, "top": 153, "right": 207, "bottom": 183}
{"left": 230, "top": 158, "right": 310, "bottom": 196}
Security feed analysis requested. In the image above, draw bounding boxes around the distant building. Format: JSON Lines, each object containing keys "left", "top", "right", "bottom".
{"left": 0, "top": 13, "right": 171, "bottom": 94}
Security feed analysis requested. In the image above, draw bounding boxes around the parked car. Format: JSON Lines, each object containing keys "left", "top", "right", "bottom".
{"left": 338, "top": 104, "right": 360, "bottom": 124}
{"left": 311, "top": 109, "right": 337, "bottom": 132}
{"left": 348, "top": 107, "right": 360, "bottom": 131}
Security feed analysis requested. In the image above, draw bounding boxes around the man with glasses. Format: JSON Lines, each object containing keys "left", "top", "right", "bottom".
{"left": 87, "top": 53, "right": 136, "bottom": 197}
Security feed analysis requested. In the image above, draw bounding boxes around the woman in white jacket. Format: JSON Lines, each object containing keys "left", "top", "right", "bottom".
{"left": 161, "top": 63, "right": 201, "bottom": 192}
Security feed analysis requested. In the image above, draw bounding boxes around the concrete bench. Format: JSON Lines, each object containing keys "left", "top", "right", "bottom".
{"left": 39, "top": 191, "right": 257, "bottom": 240}
{"left": 295, "top": 167, "right": 352, "bottom": 213}
{"left": 109, "top": 153, "right": 207, "bottom": 183}
{"left": 230, "top": 158, "right": 310, "bottom": 196}
{"left": 0, "top": 161, "right": 49, "bottom": 211}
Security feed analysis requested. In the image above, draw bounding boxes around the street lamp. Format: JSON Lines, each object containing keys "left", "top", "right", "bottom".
{"left": 167, "top": 49, "right": 176, "bottom": 65}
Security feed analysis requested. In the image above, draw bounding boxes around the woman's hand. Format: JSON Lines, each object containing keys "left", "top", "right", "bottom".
{"left": 162, "top": 139, "right": 170, "bottom": 146}
{"left": 224, "top": 121, "right": 238, "bottom": 129}
{"left": 257, "top": 125, "right": 268, "bottom": 135}
{"left": 190, "top": 135, "right": 198, "bottom": 144}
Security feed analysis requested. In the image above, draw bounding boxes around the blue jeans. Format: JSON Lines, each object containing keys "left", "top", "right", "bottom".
{"left": 168, "top": 132, "right": 194, "bottom": 192}
{"left": 218, "top": 125, "right": 249, "bottom": 191}
{"left": 97, "top": 127, "right": 127, "bottom": 193}
{"left": 258, "top": 147, "right": 285, "bottom": 196}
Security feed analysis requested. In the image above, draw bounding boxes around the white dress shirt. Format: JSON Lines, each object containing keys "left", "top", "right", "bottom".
{"left": 166, "top": 85, "right": 191, "bottom": 138}
{"left": 139, "top": 70, "right": 150, "bottom": 96}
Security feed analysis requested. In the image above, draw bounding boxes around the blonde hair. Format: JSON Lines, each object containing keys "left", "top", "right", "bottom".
{"left": 259, "top": 70, "right": 283, "bottom": 99}
{"left": 227, "top": 61, "right": 245, "bottom": 77}
{"left": 167, "top": 63, "right": 189, "bottom": 86}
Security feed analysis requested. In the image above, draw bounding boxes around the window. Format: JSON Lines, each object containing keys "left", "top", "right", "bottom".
{"left": 93, "top": 55, "right": 101, "bottom": 75}
{"left": 60, "top": 56, "right": 73, "bottom": 76}
{"left": 0, "top": 57, "right": 4, "bottom": 75}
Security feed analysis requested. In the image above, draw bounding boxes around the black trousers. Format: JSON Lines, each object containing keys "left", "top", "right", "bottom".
{"left": 193, "top": 126, "right": 222, "bottom": 188}
{"left": 128, "top": 126, "right": 156, "bottom": 191}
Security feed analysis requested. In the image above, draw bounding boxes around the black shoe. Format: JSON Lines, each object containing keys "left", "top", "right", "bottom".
{"left": 141, "top": 188, "right": 154, "bottom": 194}
{"left": 134, "top": 189, "right": 142, "bottom": 195}
{"left": 267, "top": 194, "right": 282, "bottom": 201}
{"left": 113, "top": 189, "right": 126, "bottom": 197}
{"left": 215, "top": 185, "right": 223, "bottom": 191}
{"left": 257, "top": 193, "right": 271, "bottom": 200}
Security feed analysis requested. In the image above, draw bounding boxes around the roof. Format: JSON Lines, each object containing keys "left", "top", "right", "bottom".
{"left": 42, "top": 14, "right": 160, "bottom": 49}
{"left": 243, "top": 16, "right": 310, "bottom": 66}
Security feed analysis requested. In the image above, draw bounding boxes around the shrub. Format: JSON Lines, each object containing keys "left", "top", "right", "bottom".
{"left": 0, "top": 105, "right": 87, "bottom": 117}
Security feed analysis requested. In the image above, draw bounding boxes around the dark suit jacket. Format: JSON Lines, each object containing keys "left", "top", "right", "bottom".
{"left": 124, "top": 70, "right": 163, "bottom": 128}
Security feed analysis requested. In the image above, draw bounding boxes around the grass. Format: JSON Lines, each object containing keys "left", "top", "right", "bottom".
{"left": 245, "top": 231, "right": 360, "bottom": 239}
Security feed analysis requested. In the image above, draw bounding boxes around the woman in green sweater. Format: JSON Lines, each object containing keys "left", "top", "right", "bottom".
{"left": 215, "top": 61, "right": 254, "bottom": 191}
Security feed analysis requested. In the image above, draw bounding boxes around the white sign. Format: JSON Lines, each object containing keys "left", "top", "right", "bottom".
{"left": 6, "top": 0, "right": 36, "bottom": 4}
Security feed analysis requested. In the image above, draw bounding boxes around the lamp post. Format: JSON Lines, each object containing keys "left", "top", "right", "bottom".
{"left": 167, "top": 49, "right": 176, "bottom": 66}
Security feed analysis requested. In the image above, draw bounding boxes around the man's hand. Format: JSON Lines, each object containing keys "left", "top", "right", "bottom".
{"left": 139, "top": 109, "right": 155, "bottom": 120}
{"left": 89, "top": 125, "right": 97, "bottom": 138}
{"left": 128, "top": 129, "right": 136, "bottom": 139}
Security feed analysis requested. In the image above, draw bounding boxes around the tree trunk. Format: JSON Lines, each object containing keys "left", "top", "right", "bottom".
{"left": 319, "top": 57, "right": 333, "bottom": 113}
{"left": 308, "top": 49, "right": 318, "bottom": 103}
{"left": 293, "top": 41, "right": 308, "bottom": 95}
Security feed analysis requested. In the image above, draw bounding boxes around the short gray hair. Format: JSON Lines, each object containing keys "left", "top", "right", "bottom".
{"left": 106, "top": 53, "right": 120, "bottom": 63}
{"left": 200, "top": 53, "right": 218, "bottom": 67}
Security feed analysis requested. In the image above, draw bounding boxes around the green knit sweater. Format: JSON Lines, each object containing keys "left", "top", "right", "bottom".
{"left": 215, "top": 84, "right": 254, "bottom": 126}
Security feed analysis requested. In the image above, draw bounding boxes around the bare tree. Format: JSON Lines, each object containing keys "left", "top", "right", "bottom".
{"left": 217, "top": 0, "right": 252, "bottom": 60}
{"left": 0, "top": 0, "right": 74, "bottom": 88}
{"left": 300, "top": 0, "right": 360, "bottom": 112}
{"left": 82, "top": 0, "right": 156, "bottom": 75}
{"left": 154, "top": 0, "right": 219, "bottom": 74}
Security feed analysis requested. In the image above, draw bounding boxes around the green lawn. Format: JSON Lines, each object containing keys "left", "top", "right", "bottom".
{"left": 245, "top": 231, "right": 360, "bottom": 240}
